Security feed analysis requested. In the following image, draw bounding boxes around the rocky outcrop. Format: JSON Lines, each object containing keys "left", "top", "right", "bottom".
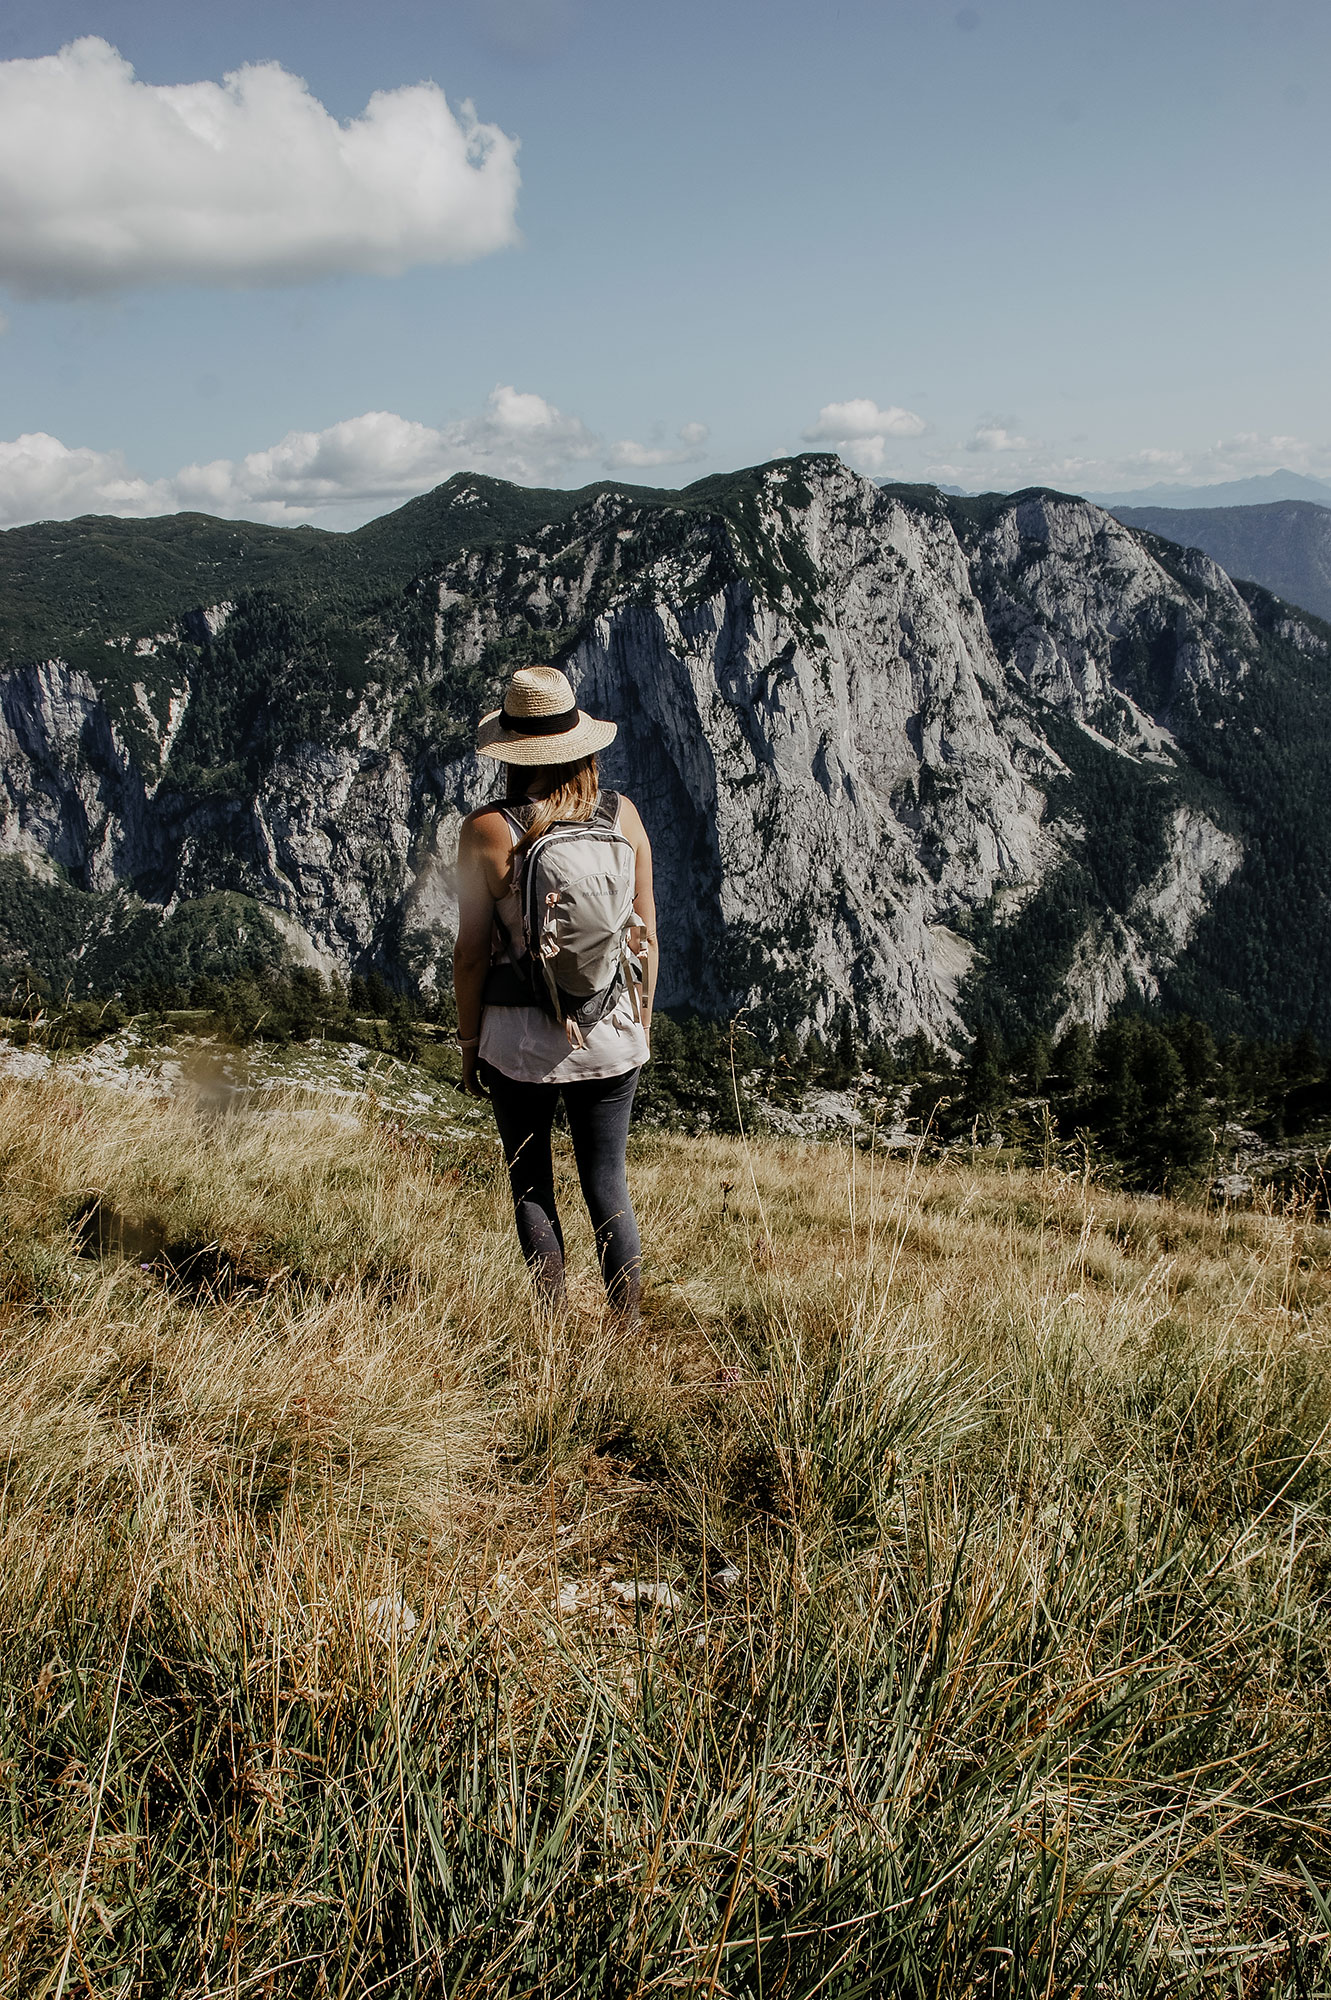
{"left": 0, "top": 658, "right": 161, "bottom": 884}
{"left": 0, "top": 457, "right": 1294, "bottom": 1039}
{"left": 1055, "top": 806, "right": 1242, "bottom": 1034}
{"left": 1112, "top": 498, "right": 1331, "bottom": 626}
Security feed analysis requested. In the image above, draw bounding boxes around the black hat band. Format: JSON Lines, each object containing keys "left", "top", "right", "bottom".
{"left": 500, "top": 702, "right": 579, "bottom": 736}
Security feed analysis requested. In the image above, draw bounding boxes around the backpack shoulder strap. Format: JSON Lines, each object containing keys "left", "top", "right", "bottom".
{"left": 500, "top": 800, "right": 535, "bottom": 838}
{"left": 592, "top": 789, "right": 620, "bottom": 830}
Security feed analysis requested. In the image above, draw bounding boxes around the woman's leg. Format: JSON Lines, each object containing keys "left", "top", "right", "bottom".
{"left": 480, "top": 1062, "right": 566, "bottom": 1300}
{"left": 561, "top": 1066, "right": 643, "bottom": 1313}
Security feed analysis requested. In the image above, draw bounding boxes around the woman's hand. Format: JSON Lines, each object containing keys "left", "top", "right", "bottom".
{"left": 460, "top": 1045, "right": 488, "bottom": 1097}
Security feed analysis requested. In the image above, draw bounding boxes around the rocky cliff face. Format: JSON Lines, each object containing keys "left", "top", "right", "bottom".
{"left": 1112, "top": 498, "right": 1331, "bottom": 626}
{"left": 2, "top": 457, "right": 1326, "bottom": 1039}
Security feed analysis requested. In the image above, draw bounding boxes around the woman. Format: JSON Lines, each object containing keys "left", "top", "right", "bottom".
{"left": 453, "top": 664, "right": 657, "bottom": 1316}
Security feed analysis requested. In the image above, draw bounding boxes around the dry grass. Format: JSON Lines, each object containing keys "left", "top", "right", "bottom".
{"left": 1, "top": 1073, "right": 1329, "bottom": 1996}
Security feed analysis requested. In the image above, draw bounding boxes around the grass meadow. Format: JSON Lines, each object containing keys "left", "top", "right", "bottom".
{"left": 1, "top": 1070, "right": 1329, "bottom": 1996}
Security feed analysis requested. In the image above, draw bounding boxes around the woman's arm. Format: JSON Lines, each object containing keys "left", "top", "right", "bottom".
{"left": 619, "top": 798, "right": 658, "bottom": 1051}
{"left": 452, "top": 812, "right": 504, "bottom": 1096}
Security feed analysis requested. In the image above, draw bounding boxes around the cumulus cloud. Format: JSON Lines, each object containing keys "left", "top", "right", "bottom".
{"left": 605, "top": 421, "right": 709, "bottom": 470}
{"left": 177, "top": 388, "right": 598, "bottom": 521}
{"left": 966, "top": 422, "right": 1033, "bottom": 454}
{"left": 804, "top": 399, "right": 926, "bottom": 443}
{"left": 0, "top": 433, "right": 175, "bottom": 524}
{"left": 0, "top": 37, "right": 520, "bottom": 297}
{"left": 0, "top": 388, "right": 605, "bottom": 529}
{"left": 801, "top": 397, "right": 926, "bottom": 471}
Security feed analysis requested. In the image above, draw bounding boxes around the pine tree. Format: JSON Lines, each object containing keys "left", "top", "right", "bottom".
{"left": 1053, "top": 1022, "right": 1094, "bottom": 1101}
{"left": 961, "top": 1027, "right": 1009, "bottom": 1130}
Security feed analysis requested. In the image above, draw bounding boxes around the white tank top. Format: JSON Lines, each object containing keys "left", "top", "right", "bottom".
{"left": 477, "top": 804, "right": 650, "bottom": 1085}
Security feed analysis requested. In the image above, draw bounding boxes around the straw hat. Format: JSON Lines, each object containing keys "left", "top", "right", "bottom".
{"left": 475, "top": 664, "right": 617, "bottom": 765}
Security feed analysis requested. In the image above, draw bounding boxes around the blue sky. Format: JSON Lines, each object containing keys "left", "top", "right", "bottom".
{"left": 0, "top": 0, "right": 1327, "bottom": 526}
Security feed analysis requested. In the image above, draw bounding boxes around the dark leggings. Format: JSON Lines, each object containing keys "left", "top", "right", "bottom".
{"left": 480, "top": 1061, "right": 643, "bottom": 1310}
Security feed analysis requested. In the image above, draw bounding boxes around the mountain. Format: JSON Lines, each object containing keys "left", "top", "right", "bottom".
{"left": 1109, "top": 499, "right": 1331, "bottom": 624}
{"left": 2, "top": 457, "right": 1329, "bottom": 1042}
{"left": 1087, "top": 468, "right": 1331, "bottom": 510}
{"left": 0, "top": 473, "right": 667, "bottom": 670}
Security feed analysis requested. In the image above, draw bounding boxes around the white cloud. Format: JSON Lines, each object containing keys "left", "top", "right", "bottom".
{"left": 605, "top": 422, "right": 709, "bottom": 470}
{"left": 801, "top": 398, "right": 926, "bottom": 473}
{"left": 0, "top": 37, "right": 520, "bottom": 298}
{"left": 0, "top": 432, "right": 174, "bottom": 524}
{"left": 803, "top": 398, "right": 926, "bottom": 444}
{"left": 177, "top": 388, "right": 600, "bottom": 522}
{"left": 966, "top": 422, "right": 1033, "bottom": 454}
{"left": 0, "top": 388, "right": 605, "bottom": 529}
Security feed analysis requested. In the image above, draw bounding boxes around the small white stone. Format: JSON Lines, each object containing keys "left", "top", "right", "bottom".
{"left": 610, "top": 1580, "right": 680, "bottom": 1613}
{"left": 364, "top": 1594, "right": 418, "bottom": 1644}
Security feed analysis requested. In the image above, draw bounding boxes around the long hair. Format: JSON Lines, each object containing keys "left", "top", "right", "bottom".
{"left": 505, "top": 754, "right": 599, "bottom": 858}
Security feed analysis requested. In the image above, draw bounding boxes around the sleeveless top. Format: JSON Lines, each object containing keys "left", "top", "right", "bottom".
{"left": 477, "top": 801, "right": 650, "bottom": 1085}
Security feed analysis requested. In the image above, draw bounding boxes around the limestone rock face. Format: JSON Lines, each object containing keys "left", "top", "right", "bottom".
{"left": 0, "top": 457, "right": 1291, "bottom": 1038}
{"left": 1055, "top": 806, "right": 1243, "bottom": 1035}
{"left": 1, "top": 658, "right": 162, "bottom": 887}
{"left": 563, "top": 482, "right": 1050, "bottom": 1032}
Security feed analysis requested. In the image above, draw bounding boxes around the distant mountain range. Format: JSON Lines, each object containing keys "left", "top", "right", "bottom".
{"left": 1087, "top": 468, "right": 1331, "bottom": 510}
{"left": 2, "top": 459, "right": 1329, "bottom": 1042}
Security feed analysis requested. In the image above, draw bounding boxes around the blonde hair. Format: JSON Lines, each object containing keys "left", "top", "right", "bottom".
{"left": 506, "top": 754, "right": 599, "bottom": 858}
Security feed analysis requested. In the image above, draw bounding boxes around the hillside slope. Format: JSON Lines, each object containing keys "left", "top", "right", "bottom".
{"left": 3, "top": 1070, "right": 1328, "bottom": 1992}
{"left": 1, "top": 457, "right": 1328, "bottom": 1039}
{"left": 0, "top": 473, "right": 673, "bottom": 669}
{"left": 1112, "top": 498, "right": 1331, "bottom": 624}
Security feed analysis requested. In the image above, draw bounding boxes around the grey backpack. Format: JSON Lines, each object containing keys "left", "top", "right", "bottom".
{"left": 490, "top": 790, "right": 645, "bottom": 1043}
